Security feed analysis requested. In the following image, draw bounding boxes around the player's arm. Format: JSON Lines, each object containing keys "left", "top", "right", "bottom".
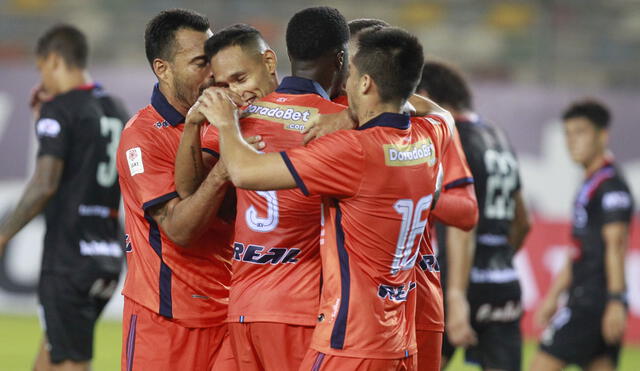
{"left": 444, "top": 225, "right": 478, "bottom": 347}
{"left": 509, "top": 190, "right": 531, "bottom": 250}
{"left": 535, "top": 256, "right": 572, "bottom": 328}
{"left": 431, "top": 184, "right": 478, "bottom": 231}
{"left": 0, "top": 156, "right": 63, "bottom": 254}
{"left": 198, "top": 88, "right": 295, "bottom": 191}
{"left": 601, "top": 221, "right": 629, "bottom": 344}
{"left": 147, "top": 164, "right": 231, "bottom": 246}
{"left": 174, "top": 103, "right": 211, "bottom": 198}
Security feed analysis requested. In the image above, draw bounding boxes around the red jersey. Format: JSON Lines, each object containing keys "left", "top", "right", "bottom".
{"left": 415, "top": 123, "right": 474, "bottom": 331}
{"left": 203, "top": 77, "right": 346, "bottom": 326}
{"left": 282, "top": 112, "right": 454, "bottom": 358}
{"left": 116, "top": 84, "right": 233, "bottom": 327}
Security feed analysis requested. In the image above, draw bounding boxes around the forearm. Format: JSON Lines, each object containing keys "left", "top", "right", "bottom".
{"left": 546, "top": 258, "right": 572, "bottom": 301}
{"left": 509, "top": 191, "right": 531, "bottom": 250}
{"left": 159, "top": 172, "right": 229, "bottom": 246}
{"left": 409, "top": 93, "right": 450, "bottom": 117}
{"left": 0, "top": 180, "right": 55, "bottom": 240}
{"left": 431, "top": 185, "right": 478, "bottom": 231}
{"left": 445, "top": 226, "right": 475, "bottom": 299}
{"left": 218, "top": 123, "right": 274, "bottom": 190}
{"left": 603, "top": 223, "right": 628, "bottom": 293}
{"left": 175, "top": 123, "right": 205, "bottom": 198}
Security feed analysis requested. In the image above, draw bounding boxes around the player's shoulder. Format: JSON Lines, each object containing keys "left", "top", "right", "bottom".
{"left": 120, "top": 105, "right": 172, "bottom": 145}
{"left": 598, "top": 167, "right": 632, "bottom": 194}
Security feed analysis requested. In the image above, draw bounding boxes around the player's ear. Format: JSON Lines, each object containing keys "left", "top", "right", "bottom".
{"left": 360, "top": 73, "right": 372, "bottom": 96}
{"left": 263, "top": 49, "right": 277, "bottom": 75}
{"left": 153, "top": 58, "right": 170, "bottom": 82}
{"left": 335, "top": 50, "right": 345, "bottom": 72}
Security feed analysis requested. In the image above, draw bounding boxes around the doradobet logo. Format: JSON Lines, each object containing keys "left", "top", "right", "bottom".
{"left": 383, "top": 139, "right": 437, "bottom": 167}
{"left": 244, "top": 102, "right": 319, "bottom": 132}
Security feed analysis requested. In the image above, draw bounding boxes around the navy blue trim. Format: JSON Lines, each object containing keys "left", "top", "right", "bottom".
{"left": 150, "top": 83, "right": 185, "bottom": 127}
{"left": 142, "top": 191, "right": 179, "bottom": 211}
{"left": 201, "top": 148, "right": 220, "bottom": 158}
{"left": 143, "top": 212, "right": 173, "bottom": 318}
{"left": 159, "top": 261, "right": 173, "bottom": 317}
{"left": 357, "top": 112, "right": 410, "bottom": 131}
{"left": 275, "top": 76, "right": 330, "bottom": 100}
{"left": 330, "top": 202, "right": 350, "bottom": 349}
{"left": 280, "top": 152, "right": 310, "bottom": 196}
{"left": 444, "top": 176, "right": 475, "bottom": 190}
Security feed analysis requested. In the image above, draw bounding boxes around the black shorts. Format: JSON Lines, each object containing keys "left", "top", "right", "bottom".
{"left": 37, "top": 272, "right": 119, "bottom": 363}
{"left": 539, "top": 305, "right": 621, "bottom": 368}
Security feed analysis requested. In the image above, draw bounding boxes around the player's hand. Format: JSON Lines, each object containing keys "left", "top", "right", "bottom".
{"left": 29, "top": 83, "right": 52, "bottom": 121}
{"left": 302, "top": 109, "right": 356, "bottom": 144}
{"left": 534, "top": 297, "right": 558, "bottom": 329}
{"left": 185, "top": 101, "right": 207, "bottom": 126}
{"left": 198, "top": 88, "right": 241, "bottom": 129}
{"left": 0, "top": 235, "right": 9, "bottom": 258}
{"left": 244, "top": 135, "right": 266, "bottom": 152}
{"left": 602, "top": 300, "right": 627, "bottom": 344}
{"left": 445, "top": 291, "right": 477, "bottom": 347}
{"left": 401, "top": 100, "right": 417, "bottom": 116}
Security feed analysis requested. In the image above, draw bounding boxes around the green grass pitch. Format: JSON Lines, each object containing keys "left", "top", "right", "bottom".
{"left": 0, "top": 314, "right": 638, "bottom": 370}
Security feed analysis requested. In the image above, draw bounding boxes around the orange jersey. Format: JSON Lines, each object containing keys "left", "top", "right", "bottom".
{"left": 282, "top": 112, "right": 454, "bottom": 358}
{"left": 203, "top": 77, "right": 346, "bottom": 326}
{"left": 415, "top": 124, "right": 474, "bottom": 331}
{"left": 116, "top": 84, "right": 233, "bottom": 327}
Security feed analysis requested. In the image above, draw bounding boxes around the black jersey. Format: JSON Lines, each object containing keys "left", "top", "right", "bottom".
{"left": 36, "top": 84, "right": 128, "bottom": 276}
{"left": 568, "top": 162, "right": 634, "bottom": 309}
{"left": 437, "top": 116, "right": 522, "bottom": 317}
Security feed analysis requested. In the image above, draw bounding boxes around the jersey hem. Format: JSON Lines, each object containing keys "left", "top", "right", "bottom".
{"left": 141, "top": 191, "right": 179, "bottom": 210}
{"left": 226, "top": 312, "right": 317, "bottom": 326}
{"left": 122, "top": 295, "right": 226, "bottom": 328}
{"left": 310, "top": 343, "right": 418, "bottom": 359}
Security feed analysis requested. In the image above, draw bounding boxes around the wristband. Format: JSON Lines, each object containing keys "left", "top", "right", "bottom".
{"left": 607, "top": 292, "right": 628, "bottom": 306}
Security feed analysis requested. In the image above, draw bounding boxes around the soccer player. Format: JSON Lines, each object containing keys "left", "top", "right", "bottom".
{"left": 115, "top": 9, "right": 239, "bottom": 370}
{"left": 197, "top": 25, "right": 454, "bottom": 370}
{"left": 419, "top": 61, "right": 531, "bottom": 371}
{"left": 0, "top": 25, "right": 128, "bottom": 371}
{"left": 176, "top": 9, "right": 349, "bottom": 370}
{"left": 531, "top": 100, "right": 634, "bottom": 371}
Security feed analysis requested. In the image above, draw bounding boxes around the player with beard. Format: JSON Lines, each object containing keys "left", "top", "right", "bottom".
{"left": 115, "top": 9, "right": 247, "bottom": 370}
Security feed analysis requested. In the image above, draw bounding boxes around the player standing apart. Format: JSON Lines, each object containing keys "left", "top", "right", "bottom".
{"left": 115, "top": 9, "right": 240, "bottom": 371}
{"left": 197, "top": 26, "right": 454, "bottom": 371}
{"left": 0, "top": 25, "right": 128, "bottom": 371}
{"left": 531, "top": 100, "right": 634, "bottom": 371}
{"left": 419, "top": 61, "right": 531, "bottom": 371}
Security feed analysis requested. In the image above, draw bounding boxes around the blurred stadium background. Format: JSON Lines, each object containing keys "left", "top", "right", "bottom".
{"left": 0, "top": 0, "right": 639, "bottom": 369}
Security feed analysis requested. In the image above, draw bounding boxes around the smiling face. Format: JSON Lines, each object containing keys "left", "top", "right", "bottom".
{"left": 210, "top": 44, "right": 277, "bottom": 106}
{"left": 564, "top": 116, "right": 608, "bottom": 167}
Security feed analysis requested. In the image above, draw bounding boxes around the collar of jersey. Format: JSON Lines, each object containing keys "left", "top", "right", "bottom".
{"left": 150, "top": 83, "right": 185, "bottom": 127}
{"left": 275, "top": 76, "right": 330, "bottom": 100}
{"left": 357, "top": 112, "right": 410, "bottom": 131}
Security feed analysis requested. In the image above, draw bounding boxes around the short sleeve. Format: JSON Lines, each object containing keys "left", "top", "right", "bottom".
{"left": 281, "top": 131, "right": 365, "bottom": 198}
{"left": 117, "top": 129, "right": 178, "bottom": 210}
{"left": 36, "top": 102, "right": 69, "bottom": 159}
{"left": 598, "top": 179, "right": 634, "bottom": 225}
{"left": 442, "top": 127, "right": 474, "bottom": 190}
{"left": 201, "top": 123, "right": 220, "bottom": 158}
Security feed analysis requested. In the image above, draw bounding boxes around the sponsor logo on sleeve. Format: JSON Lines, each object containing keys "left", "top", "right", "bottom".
{"left": 36, "top": 118, "right": 61, "bottom": 138}
{"left": 383, "top": 139, "right": 436, "bottom": 167}
{"left": 244, "top": 101, "right": 318, "bottom": 132}
{"left": 602, "top": 191, "right": 631, "bottom": 211}
{"left": 126, "top": 147, "right": 144, "bottom": 176}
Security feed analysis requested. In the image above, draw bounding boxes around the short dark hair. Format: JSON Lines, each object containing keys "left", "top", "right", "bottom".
{"left": 353, "top": 27, "right": 424, "bottom": 103}
{"left": 36, "top": 24, "right": 88, "bottom": 68}
{"left": 205, "top": 24, "right": 265, "bottom": 60}
{"left": 562, "top": 99, "right": 611, "bottom": 129}
{"left": 144, "top": 9, "right": 210, "bottom": 66}
{"left": 286, "top": 6, "right": 349, "bottom": 61}
{"left": 418, "top": 61, "right": 472, "bottom": 110}
{"left": 348, "top": 18, "right": 390, "bottom": 37}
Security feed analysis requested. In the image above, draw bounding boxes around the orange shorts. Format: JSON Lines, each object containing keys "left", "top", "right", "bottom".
{"left": 416, "top": 330, "right": 443, "bottom": 371}
{"left": 299, "top": 349, "right": 417, "bottom": 371}
{"left": 228, "top": 322, "right": 314, "bottom": 371}
{"left": 121, "top": 298, "right": 235, "bottom": 371}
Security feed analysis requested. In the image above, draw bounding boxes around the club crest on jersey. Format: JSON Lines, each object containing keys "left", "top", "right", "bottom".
{"left": 383, "top": 139, "right": 436, "bottom": 167}
{"left": 36, "top": 118, "right": 61, "bottom": 137}
{"left": 126, "top": 147, "right": 144, "bottom": 176}
{"left": 244, "top": 101, "right": 318, "bottom": 132}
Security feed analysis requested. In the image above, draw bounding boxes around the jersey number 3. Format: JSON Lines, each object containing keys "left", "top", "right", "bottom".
{"left": 97, "top": 116, "right": 123, "bottom": 188}
{"left": 246, "top": 191, "right": 279, "bottom": 232}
